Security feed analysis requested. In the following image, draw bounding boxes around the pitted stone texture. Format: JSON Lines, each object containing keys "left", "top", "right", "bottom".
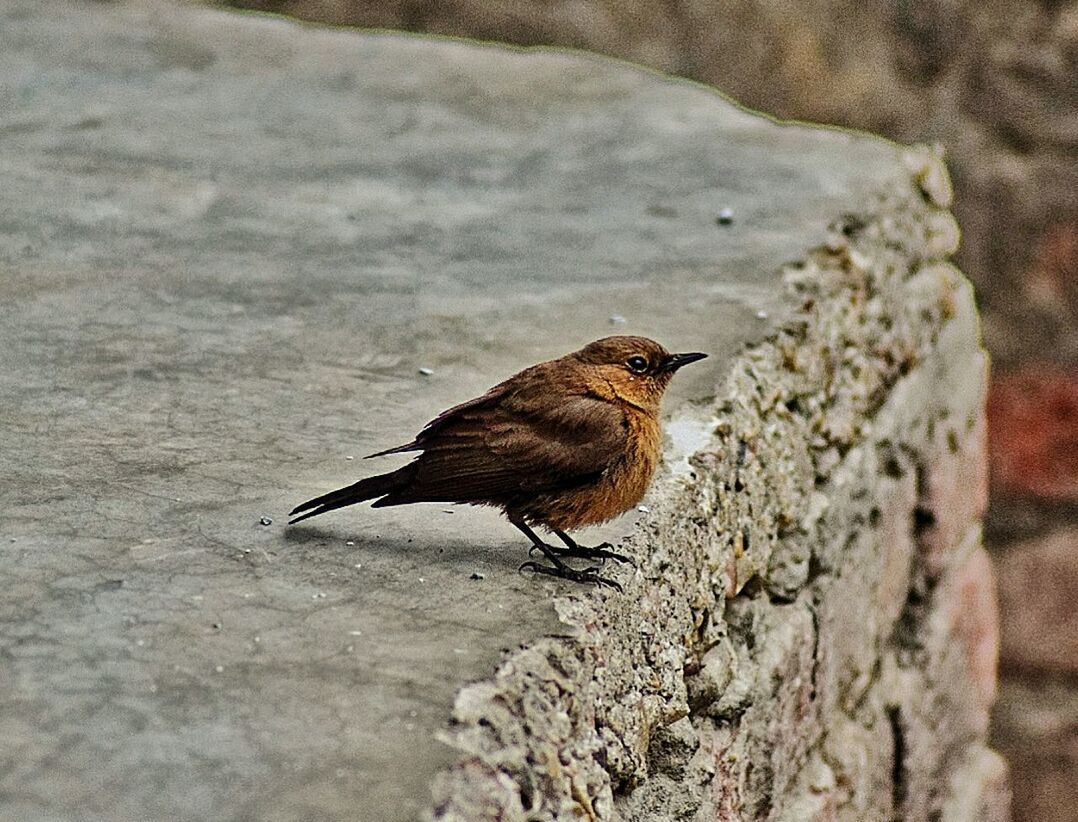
{"left": 676, "top": 190, "right": 1000, "bottom": 821}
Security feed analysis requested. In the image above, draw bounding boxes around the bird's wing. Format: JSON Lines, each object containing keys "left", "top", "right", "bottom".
{"left": 375, "top": 389, "right": 629, "bottom": 505}
{"left": 365, "top": 383, "right": 511, "bottom": 458}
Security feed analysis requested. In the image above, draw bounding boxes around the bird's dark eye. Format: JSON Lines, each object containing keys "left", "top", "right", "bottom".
{"left": 626, "top": 356, "right": 649, "bottom": 373}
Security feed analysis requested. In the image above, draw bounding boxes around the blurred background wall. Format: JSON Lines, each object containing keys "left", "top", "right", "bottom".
{"left": 218, "top": 2, "right": 1078, "bottom": 818}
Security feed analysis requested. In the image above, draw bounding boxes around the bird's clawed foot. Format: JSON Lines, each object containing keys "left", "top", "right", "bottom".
{"left": 560, "top": 541, "right": 634, "bottom": 565}
{"left": 518, "top": 560, "right": 623, "bottom": 592}
{"left": 512, "top": 521, "right": 630, "bottom": 590}
{"left": 528, "top": 541, "right": 633, "bottom": 565}
{"left": 549, "top": 529, "right": 635, "bottom": 565}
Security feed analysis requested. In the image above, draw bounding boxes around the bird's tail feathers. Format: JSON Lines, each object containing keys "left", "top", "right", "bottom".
{"left": 288, "top": 465, "right": 414, "bottom": 525}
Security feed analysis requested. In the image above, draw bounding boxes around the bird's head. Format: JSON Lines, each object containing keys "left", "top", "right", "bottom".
{"left": 572, "top": 336, "right": 707, "bottom": 410}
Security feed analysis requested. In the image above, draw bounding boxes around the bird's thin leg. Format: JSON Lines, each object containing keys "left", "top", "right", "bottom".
{"left": 551, "top": 529, "right": 634, "bottom": 565}
{"left": 511, "top": 520, "right": 623, "bottom": 592}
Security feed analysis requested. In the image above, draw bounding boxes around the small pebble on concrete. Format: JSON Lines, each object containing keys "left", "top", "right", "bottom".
{"left": 418, "top": 367, "right": 434, "bottom": 376}
{"left": 717, "top": 207, "right": 735, "bottom": 225}
{"left": 259, "top": 516, "right": 272, "bottom": 526}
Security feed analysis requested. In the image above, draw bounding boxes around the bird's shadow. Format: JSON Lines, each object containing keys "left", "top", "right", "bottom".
{"left": 280, "top": 521, "right": 525, "bottom": 575}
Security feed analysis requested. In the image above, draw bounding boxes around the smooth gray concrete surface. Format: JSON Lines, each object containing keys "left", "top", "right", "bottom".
{"left": 1, "top": 2, "right": 902, "bottom": 820}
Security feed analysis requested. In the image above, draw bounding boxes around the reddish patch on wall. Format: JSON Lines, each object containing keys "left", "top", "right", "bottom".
{"left": 987, "top": 367, "right": 1078, "bottom": 501}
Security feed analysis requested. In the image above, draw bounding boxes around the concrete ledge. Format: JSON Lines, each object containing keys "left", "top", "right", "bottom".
{"left": 0, "top": 2, "right": 1005, "bottom": 820}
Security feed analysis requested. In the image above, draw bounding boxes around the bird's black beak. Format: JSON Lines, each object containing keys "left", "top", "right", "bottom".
{"left": 660, "top": 352, "right": 708, "bottom": 373}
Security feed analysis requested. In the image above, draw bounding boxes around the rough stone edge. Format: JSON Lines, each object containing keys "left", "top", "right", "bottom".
{"left": 426, "top": 143, "right": 981, "bottom": 821}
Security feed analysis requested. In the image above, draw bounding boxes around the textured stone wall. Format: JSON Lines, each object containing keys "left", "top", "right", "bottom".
{"left": 691, "top": 162, "right": 1004, "bottom": 822}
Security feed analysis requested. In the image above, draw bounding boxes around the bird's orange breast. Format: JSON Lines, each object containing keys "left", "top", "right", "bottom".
{"left": 535, "top": 405, "right": 662, "bottom": 530}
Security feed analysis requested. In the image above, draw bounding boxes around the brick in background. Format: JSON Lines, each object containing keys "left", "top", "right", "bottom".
{"left": 997, "top": 528, "right": 1078, "bottom": 675}
{"left": 988, "top": 367, "right": 1078, "bottom": 502}
{"left": 992, "top": 677, "right": 1078, "bottom": 822}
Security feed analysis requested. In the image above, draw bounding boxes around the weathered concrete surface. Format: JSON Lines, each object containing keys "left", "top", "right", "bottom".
{"left": 0, "top": 1, "right": 1005, "bottom": 820}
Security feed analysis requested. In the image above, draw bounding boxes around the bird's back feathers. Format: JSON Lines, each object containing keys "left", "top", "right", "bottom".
{"left": 289, "top": 364, "right": 630, "bottom": 524}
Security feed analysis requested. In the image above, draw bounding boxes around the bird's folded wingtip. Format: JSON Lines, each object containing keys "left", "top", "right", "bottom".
{"left": 365, "top": 440, "right": 418, "bottom": 459}
{"left": 287, "top": 509, "right": 319, "bottom": 526}
{"left": 288, "top": 497, "right": 320, "bottom": 521}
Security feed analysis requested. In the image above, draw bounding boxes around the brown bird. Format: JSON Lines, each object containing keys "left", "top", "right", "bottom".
{"left": 289, "top": 336, "right": 706, "bottom": 589}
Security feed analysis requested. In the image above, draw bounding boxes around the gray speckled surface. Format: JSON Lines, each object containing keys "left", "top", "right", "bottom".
{"left": 0, "top": 2, "right": 902, "bottom": 820}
